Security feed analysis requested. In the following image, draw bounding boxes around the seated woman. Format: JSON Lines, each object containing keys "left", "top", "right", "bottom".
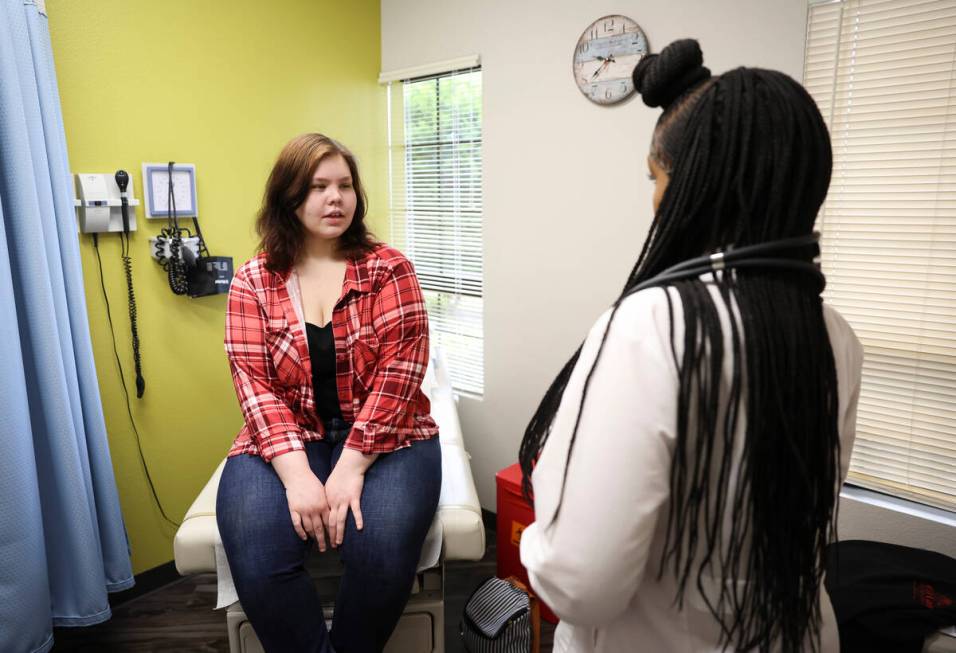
{"left": 216, "top": 133, "right": 441, "bottom": 653}
{"left": 518, "top": 40, "right": 863, "bottom": 653}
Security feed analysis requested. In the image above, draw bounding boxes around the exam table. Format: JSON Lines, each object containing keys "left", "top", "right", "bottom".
{"left": 173, "top": 356, "right": 485, "bottom": 653}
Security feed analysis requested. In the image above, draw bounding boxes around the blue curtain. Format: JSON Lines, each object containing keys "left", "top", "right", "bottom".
{"left": 0, "top": 2, "right": 134, "bottom": 652}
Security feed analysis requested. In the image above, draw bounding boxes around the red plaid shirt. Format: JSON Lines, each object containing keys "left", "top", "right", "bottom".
{"left": 224, "top": 244, "right": 438, "bottom": 461}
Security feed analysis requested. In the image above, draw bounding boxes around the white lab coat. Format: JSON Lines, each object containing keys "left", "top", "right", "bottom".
{"left": 520, "top": 278, "right": 863, "bottom": 653}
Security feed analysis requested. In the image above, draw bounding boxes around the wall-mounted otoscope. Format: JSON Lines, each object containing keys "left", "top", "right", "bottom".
{"left": 115, "top": 169, "right": 131, "bottom": 232}
{"left": 73, "top": 171, "right": 146, "bottom": 399}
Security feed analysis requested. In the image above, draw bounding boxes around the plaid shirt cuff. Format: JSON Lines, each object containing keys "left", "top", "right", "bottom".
{"left": 344, "top": 423, "right": 398, "bottom": 455}
{"left": 257, "top": 431, "right": 306, "bottom": 462}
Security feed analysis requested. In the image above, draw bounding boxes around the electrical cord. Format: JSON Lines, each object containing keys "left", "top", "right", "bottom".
{"left": 114, "top": 170, "right": 145, "bottom": 398}
{"left": 155, "top": 162, "right": 213, "bottom": 292}
{"left": 92, "top": 233, "right": 181, "bottom": 529}
{"left": 166, "top": 233, "right": 189, "bottom": 295}
{"left": 192, "top": 217, "right": 210, "bottom": 257}
{"left": 166, "top": 161, "right": 189, "bottom": 295}
{"left": 120, "top": 230, "right": 145, "bottom": 398}
{"left": 154, "top": 235, "right": 168, "bottom": 265}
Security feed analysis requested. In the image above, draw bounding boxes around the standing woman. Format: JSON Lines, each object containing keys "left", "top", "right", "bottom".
{"left": 217, "top": 133, "right": 441, "bottom": 653}
{"left": 518, "top": 40, "right": 863, "bottom": 652}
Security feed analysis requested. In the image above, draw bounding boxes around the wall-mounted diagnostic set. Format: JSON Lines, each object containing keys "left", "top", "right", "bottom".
{"left": 73, "top": 163, "right": 234, "bottom": 403}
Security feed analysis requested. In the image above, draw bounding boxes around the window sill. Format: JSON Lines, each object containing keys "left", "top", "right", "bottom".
{"left": 840, "top": 485, "right": 956, "bottom": 528}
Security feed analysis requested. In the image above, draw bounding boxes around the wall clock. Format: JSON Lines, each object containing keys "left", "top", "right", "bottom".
{"left": 573, "top": 15, "right": 649, "bottom": 105}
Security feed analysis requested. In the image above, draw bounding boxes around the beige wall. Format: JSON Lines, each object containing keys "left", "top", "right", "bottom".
{"left": 382, "top": 0, "right": 809, "bottom": 508}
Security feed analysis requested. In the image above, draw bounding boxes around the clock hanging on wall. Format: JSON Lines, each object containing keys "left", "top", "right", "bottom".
{"left": 573, "top": 15, "right": 649, "bottom": 105}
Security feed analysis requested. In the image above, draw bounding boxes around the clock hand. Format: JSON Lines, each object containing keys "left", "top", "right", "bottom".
{"left": 590, "top": 60, "right": 610, "bottom": 81}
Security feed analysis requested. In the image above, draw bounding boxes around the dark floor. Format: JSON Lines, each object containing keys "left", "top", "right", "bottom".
{"left": 50, "top": 536, "right": 554, "bottom": 652}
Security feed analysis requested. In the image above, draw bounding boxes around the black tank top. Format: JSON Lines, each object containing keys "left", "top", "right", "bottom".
{"left": 305, "top": 321, "right": 343, "bottom": 421}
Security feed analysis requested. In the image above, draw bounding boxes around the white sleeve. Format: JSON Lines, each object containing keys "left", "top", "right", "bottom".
{"left": 519, "top": 289, "right": 679, "bottom": 627}
{"left": 823, "top": 304, "right": 865, "bottom": 485}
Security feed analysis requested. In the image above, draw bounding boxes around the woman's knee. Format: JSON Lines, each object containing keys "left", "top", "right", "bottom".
{"left": 360, "top": 439, "right": 441, "bottom": 519}
{"left": 337, "top": 439, "right": 442, "bottom": 580}
{"left": 340, "top": 510, "right": 430, "bottom": 585}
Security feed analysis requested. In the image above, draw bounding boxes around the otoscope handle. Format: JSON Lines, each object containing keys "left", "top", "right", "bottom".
{"left": 115, "top": 170, "right": 131, "bottom": 233}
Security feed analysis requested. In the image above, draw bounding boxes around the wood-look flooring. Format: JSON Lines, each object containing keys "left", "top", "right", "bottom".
{"left": 50, "top": 537, "right": 555, "bottom": 652}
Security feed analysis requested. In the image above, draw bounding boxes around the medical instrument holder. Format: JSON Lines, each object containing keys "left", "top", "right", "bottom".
{"left": 74, "top": 173, "right": 141, "bottom": 234}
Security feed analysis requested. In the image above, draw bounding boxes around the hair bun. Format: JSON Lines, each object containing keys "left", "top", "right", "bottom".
{"left": 632, "top": 39, "right": 711, "bottom": 110}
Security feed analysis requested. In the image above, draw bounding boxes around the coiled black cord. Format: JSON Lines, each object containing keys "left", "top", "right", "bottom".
{"left": 92, "top": 233, "right": 180, "bottom": 529}
{"left": 166, "top": 230, "right": 189, "bottom": 295}
{"left": 166, "top": 162, "right": 189, "bottom": 295}
{"left": 120, "top": 231, "right": 145, "bottom": 397}
{"left": 154, "top": 235, "right": 167, "bottom": 264}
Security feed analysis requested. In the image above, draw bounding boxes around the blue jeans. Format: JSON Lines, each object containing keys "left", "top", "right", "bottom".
{"left": 216, "top": 428, "right": 441, "bottom": 653}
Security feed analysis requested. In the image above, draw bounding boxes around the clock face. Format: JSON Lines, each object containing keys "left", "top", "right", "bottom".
{"left": 573, "top": 15, "right": 649, "bottom": 105}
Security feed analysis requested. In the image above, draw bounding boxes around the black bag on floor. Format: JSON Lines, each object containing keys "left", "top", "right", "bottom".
{"left": 825, "top": 539, "right": 956, "bottom": 652}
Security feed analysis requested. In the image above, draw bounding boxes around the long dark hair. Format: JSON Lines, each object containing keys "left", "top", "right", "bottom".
{"left": 518, "top": 40, "right": 840, "bottom": 653}
{"left": 256, "top": 133, "right": 377, "bottom": 272}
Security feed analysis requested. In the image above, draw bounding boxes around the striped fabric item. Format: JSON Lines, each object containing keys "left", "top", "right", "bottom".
{"left": 460, "top": 577, "right": 533, "bottom": 652}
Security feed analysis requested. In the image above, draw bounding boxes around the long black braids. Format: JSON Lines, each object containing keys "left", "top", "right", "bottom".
{"left": 518, "top": 40, "right": 841, "bottom": 653}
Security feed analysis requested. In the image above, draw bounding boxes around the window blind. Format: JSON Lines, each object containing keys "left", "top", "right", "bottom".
{"left": 386, "top": 68, "right": 484, "bottom": 396}
{"left": 804, "top": 0, "right": 956, "bottom": 511}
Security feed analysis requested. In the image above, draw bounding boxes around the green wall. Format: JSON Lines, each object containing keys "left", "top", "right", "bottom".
{"left": 47, "top": 0, "right": 387, "bottom": 574}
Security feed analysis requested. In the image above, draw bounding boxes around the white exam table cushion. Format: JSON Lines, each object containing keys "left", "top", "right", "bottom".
{"left": 174, "top": 388, "right": 485, "bottom": 576}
